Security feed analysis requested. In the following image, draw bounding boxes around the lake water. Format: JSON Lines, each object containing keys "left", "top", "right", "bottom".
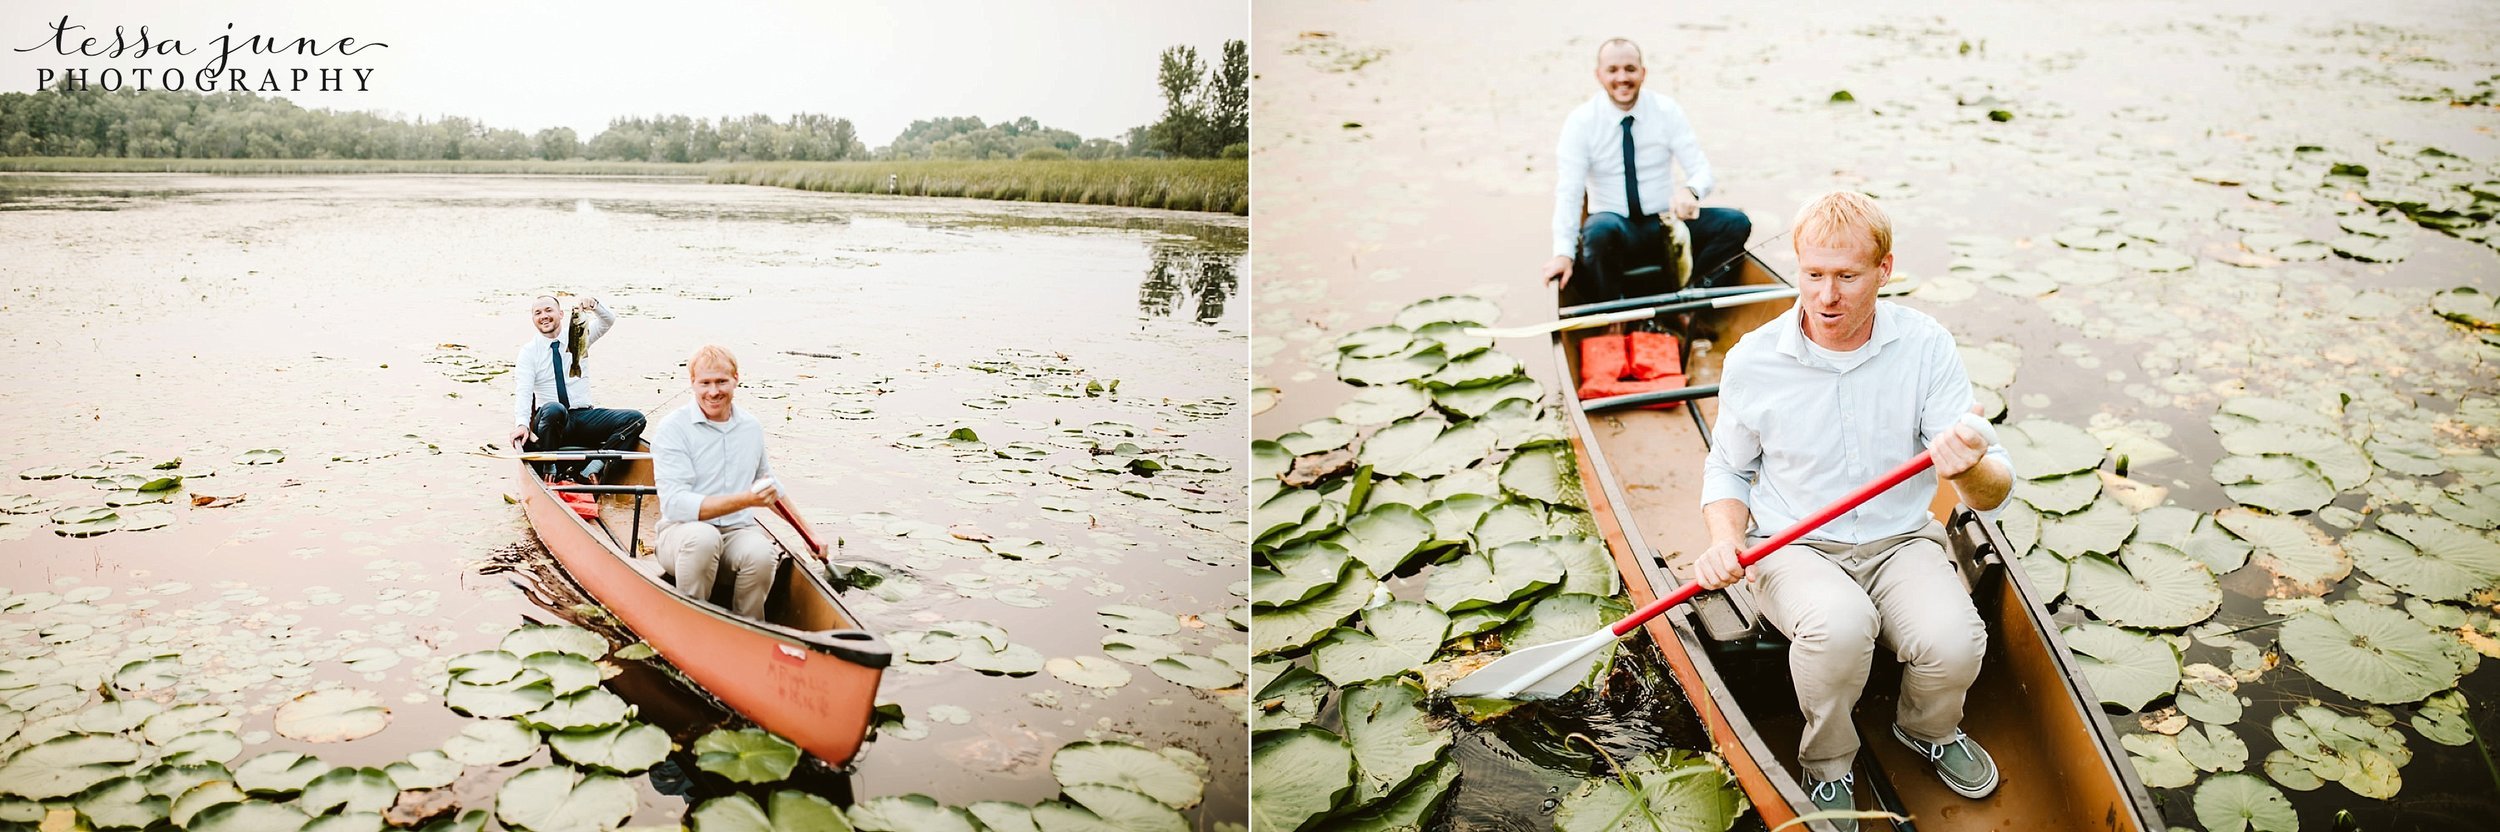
{"left": 1254, "top": 1, "right": 2500, "bottom": 829}
{"left": 0, "top": 173, "right": 1248, "bottom": 826}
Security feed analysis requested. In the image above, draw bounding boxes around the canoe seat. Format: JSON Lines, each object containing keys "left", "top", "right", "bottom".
{"left": 1693, "top": 584, "right": 1786, "bottom": 649}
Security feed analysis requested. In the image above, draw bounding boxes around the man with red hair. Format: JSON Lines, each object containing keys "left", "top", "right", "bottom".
{"left": 1693, "top": 192, "right": 2011, "bottom": 826}
{"left": 649, "top": 344, "right": 799, "bottom": 619}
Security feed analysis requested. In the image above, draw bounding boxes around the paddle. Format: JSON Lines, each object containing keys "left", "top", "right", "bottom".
{"left": 475, "top": 450, "right": 654, "bottom": 461}
{"left": 1465, "top": 277, "right": 1918, "bottom": 340}
{"left": 1442, "top": 413, "right": 1997, "bottom": 700}
{"left": 769, "top": 497, "right": 830, "bottom": 560}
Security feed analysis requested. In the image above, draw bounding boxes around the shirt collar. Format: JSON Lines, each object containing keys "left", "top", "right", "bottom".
{"left": 1590, "top": 90, "right": 1647, "bottom": 117}
{"left": 1772, "top": 301, "right": 1902, "bottom": 371}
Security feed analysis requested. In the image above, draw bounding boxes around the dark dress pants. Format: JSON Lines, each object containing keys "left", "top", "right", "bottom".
{"left": 1564, "top": 207, "right": 1754, "bottom": 307}
{"left": 527, "top": 403, "right": 647, "bottom": 480}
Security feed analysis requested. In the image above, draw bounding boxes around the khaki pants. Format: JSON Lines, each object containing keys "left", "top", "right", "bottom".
{"left": 1749, "top": 521, "right": 1985, "bottom": 782}
{"left": 657, "top": 522, "right": 779, "bottom": 619}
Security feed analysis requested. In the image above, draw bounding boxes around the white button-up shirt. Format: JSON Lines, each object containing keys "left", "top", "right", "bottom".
{"left": 650, "top": 403, "right": 776, "bottom": 529}
{"left": 1552, "top": 90, "right": 1719, "bottom": 259}
{"left": 510, "top": 298, "right": 616, "bottom": 427}
{"left": 1701, "top": 302, "right": 2013, "bottom": 544}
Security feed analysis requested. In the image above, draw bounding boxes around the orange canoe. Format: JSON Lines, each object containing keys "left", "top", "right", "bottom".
{"left": 1553, "top": 254, "right": 2162, "bottom": 831}
{"left": 513, "top": 451, "right": 889, "bottom": 768}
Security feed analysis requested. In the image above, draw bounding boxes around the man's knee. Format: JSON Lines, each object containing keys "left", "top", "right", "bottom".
{"left": 725, "top": 528, "right": 781, "bottom": 571}
{"left": 1901, "top": 613, "right": 1988, "bottom": 679}
{"left": 1785, "top": 591, "right": 1879, "bottom": 651}
{"left": 1581, "top": 212, "right": 1638, "bottom": 249}
{"left": 660, "top": 523, "right": 724, "bottom": 565}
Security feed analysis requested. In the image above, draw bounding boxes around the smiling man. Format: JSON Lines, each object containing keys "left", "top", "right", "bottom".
{"left": 510, "top": 294, "right": 644, "bottom": 484}
{"left": 649, "top": 345, "right": 807, "bottom": 619}
{"left": 1692, "top": 191, "right": 2012, "bottom": 827}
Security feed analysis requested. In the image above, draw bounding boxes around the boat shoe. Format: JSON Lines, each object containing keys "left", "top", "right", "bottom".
{"left": 1893, "top": 725, "right": 1999, "bottom": 799}
{"left": 1802, "top": 771, "right": 1856, "bottom": 831}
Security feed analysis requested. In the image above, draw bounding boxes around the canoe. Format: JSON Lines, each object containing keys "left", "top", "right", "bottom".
{"left": 1551, "top": 254, "right": 2162, "bottom": 831}
{"left": 513, "top": 449, "right": 890, "bottom": 768}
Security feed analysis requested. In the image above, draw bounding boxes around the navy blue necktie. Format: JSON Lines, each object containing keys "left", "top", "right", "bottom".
{"left": 1619, "top": 115, "right": 1643, "bottom": 219}
{"left": 549, "top": 341, "right": 571, "bottom": 409}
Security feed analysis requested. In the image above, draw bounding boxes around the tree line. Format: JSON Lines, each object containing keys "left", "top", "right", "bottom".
{"left": 0, "top": 39, "right": 1248, "bottom": 163}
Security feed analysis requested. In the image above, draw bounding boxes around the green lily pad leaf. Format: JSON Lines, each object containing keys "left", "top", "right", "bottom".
{"left": 2262, "top": 749, "right": 2324, "bottom": 791}
{"left": 2015, "top": 472, "right": 2101, "bottom": 515}
{"left": 2369, "top": 514, "right": 2500, "bottom": 599}
{"left": 1252, "top": 542, "right": 1352, "bottom": 609}
{"left": 2218, "top": 508, "right": 2351, "bottom": 595}
{"left": 495, "top": 766, "right": 633, "bottom": 832}
{"left": 1334, "top": 504, "right": 1440, "bottom": 581}
{"left": 1053, "top": 741, "right": 1203, "bottom": 810}
{"left": 190, "top": 800, "right": 311, "bottom": 832}
{"left": 1252, "top": 441, "right": 1290, "bottom": 480}
{"left": 447, "top": 669, "right": 554, "bottom": 718}
{"left": 1278, "top": 419, "right": 1358, "bottom": 456}
{"left": 0, "top": 733, "right": 140, "bottom": 799}
{"left": 850, "top": 795, "right": 978, "bottom": 832}
{"left": 2116, "top": 244, "right": 2194, "bottom": 272}
{"left": 1337, "top": 326, "right": 1415, "bottom": 359}
{"left": 2412, "top": 690, "right": 2473, "bottom": 746}
{"left": 170, "top": 780, "right": 246, "bottom": 828}
{"left": 2067, "top": 543, "right": 2220, "bottom": 629}
{"left": 1312, "top": 602, "right": 1451, "bottom": 686}
{"left": 143, "top": 763, "right": 228, "bottom": 802}
{"left": 1436, "top": 376, "right": 1545, "bottom": 420}
{"left": 2140, "top": 507, "right": 2252, "bottom": 574}
{"left": 1331, "top": 759, "right": 1459, "bottom": 832}
{"left": 2193, "top": 774, "right": 2298, "bottom": 832}
{"left": 1427, "top": 544, "right": 1562, "bottom": 612}
{"left": 1499, "top": 593, "right": 1633, "bottom": 692}
{"left": 1098, "top": 604, "right": 1183, "bottom": 636}
{"left": 51, "top": 505, "right": 119, "bottom": 537}
{"left": 1413, "top": 320, "right": 1494, "bottom": 358}
{"left": 1500, "top": 444, "right": 1584, "bottom": 509}
{"left": 522, "top": 653, "right": 600, "bottom": 697}
{"left": 447, "top": 649, "right": 525, "bottom": 683}
{"left": 163, "top": 729, "right": 244, "bottom": 766}
{"left": 1360, "top": 418, "right": 1494, "bottom": 479}
{"left": 16, "top": 465, "right": 70, "bottom": 480}
{"left": 2001, "top": 419, "right": 2105, "bottom": 477}
{"left": 2177, "top": 664, "right": 2242, "bottom": 725}
{"left": 520, "top": 687, "right": 630, "bottom": 733}
{"left": 113, "top": 654, "right": 180, "bottom": 692}
{"left": 1149, "top": 654, "right": 1242, "bottom": 689}
{"left": 383, "top": 751, "right": 460, "bottom": 791}
{"left": 233, "top": 449, "right": 285, "bottom": 465}
{"left": 441, "top": 720, "right": 541, "bottom": 766}
{"left": 1253, "top": 488, "right": 1322, "bottom": 544}
{"left": 2280, "top": 601, "right": 2461, "bottom": 704}
{"left": 504, "top": 623, "right": 608, "bottom": 660}
{"left": 1337, "top": 341, "right": 1448, "bottom": 387}
{"left": 2212, "top": 455, "right": 2334, "bottom": 514}
{"left": 1249, "top": 728, "right": 1353, "bottom": 832}
{"left": 695, "top": 728, "right": 799, "bottom": 784}
{"left": 1394, "top": 295, "right": 1501, "bottom": 330}
{"left": 1424, "top": 350, "right": 1525, "bottom": 389}
{"left": 1342, "top": 680, "right": 1450, "bottom": 804}
{"left": 547, "top": 721, "right": 670, "bottom": 775}
{"left": 2178, "top": 723, "right": 2250, "bottom": 772}
{"left": 74, "top": 776, "right": 167, "bottom": 830}
{"left": 1047, "top": 656, "right": 1133, "bottom": 689}
{"left": 2039, "top": 497, "right": 2136, "bottom": 560}
{"left": 1103, "top": 633, "right": 1184, "bottom": 666}
{"left": 1252, "top": 665, "right": 1330, "bottom": 733}
{"left": 2218, "top": 429, "right": 2369, "bottom": 491}
{"left": 274, "top": 688, "right": 389, "bottom": 743}
{"left": 2063, "top": 622, "right": 2179, "bottom": 712}
{"left": 1552, "top": 748, "right": 1745, "bottom": 832}
{"left": 957, "top": 640, "right": 1046, "bottom": 676}
{"left": 2431, "top": 287, "right": 2500, "bottom": 330}
{"left": 2331, "top": 233, "right": 2410, "bottom": 262}
{"left": 2018, "top": 550, "right": 2069, "bottom": 603}
{"left": 690, "top": 791, "right": 852, "bottom": 832}
{"left": 2122, "top": 733, "right": 2198, "bottom": 789}
{"left": 1335, "top": 385, "right": 1434, "bottom": 427}
{"left": 1252, "top": 571, "right": 1378, "bottom": 656}
{"left": 300, "top": 767, "right": 394, "bottom": 815}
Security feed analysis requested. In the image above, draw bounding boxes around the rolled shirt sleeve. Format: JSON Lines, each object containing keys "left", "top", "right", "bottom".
{"left": 1918, "top": 337, "right": 2014, "bottom": 519}
{"left": 651, "top": 416, "right": 703, "bottom": 524}
{"left": 581, "top": 297, "right": 616, "bottom": 346}
{"left": 1699, "top": 376, "right": 1761, "bottom": 510}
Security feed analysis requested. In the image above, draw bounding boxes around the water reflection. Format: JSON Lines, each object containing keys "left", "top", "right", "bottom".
{"left": 1140, "top": 242, "right": 1241, "bottom": 324}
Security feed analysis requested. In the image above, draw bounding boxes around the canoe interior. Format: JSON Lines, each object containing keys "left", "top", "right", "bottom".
{"left": 548, "top": 451, "right": 875, "bottom": 646}
{"left": 1557, "top": 256, "right": 2158, "bottom": 831}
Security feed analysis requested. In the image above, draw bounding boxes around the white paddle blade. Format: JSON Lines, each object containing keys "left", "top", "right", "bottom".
{"left": 1440, "top": 629, "right": 1616, "bottom": 700}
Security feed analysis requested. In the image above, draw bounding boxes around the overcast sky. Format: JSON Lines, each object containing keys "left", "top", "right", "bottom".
{"left": 3, "top": 0, "right": 1244, "bottom": 146}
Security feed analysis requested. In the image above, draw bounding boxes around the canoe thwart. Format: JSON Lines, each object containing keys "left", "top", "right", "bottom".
{"left": 1583, "top": 383, "right": 1720, "bottom": 414}
{"left": 549, "top": 484, "right": 661, "bottom": 495}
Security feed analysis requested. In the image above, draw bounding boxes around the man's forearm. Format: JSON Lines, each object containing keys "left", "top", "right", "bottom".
{"left": 1948, "top": 457, "right": 2013, "bottom": 512}
{"left": 1703, "top": 498, "right": 1752, "bottom": 546}
{"left": 696, "top": 493, "right": 756, "bottom": 521}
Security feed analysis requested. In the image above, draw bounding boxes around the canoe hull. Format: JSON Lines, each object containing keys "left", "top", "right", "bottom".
{"left": 514, "top": 457, "right": 887, "bottom": 768}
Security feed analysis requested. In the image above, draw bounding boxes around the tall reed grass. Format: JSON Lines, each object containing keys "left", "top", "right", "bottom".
{"left": 710, "top": 160, "right": 1248, "bottom": 215}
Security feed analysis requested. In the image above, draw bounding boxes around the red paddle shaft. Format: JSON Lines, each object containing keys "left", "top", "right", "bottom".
{"left": 769, "top": 499, "right": 829, "bottom": 559}
{"left": 1608, "top": 450, "right": 1938, "bottom": 637}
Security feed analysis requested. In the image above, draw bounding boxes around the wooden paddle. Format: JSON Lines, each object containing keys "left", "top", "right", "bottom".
{"left": 1442, "top": 413, "right": 1996, "bottom": 700}
{"left": 1466, "top": 277, "right": 1918, "bottom": 340}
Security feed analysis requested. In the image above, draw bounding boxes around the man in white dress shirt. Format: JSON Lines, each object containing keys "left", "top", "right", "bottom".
{"left": 1539, "top": 38, "right": 1752, "bottom": 307}
{"left": 650, "top": 345, "right": 814, "bottom": 619}
{"left": 1693, "top": 192, "right": 2010, "bottom": 825}
{"left": 509, "top": 294, "right": 645, "bottom": 484}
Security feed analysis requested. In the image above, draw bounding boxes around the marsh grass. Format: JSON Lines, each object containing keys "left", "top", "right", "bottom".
{"left": 710, "top": 159, "right": 1248, "bottom": 215}
{"left": 0, "top": 157, "right": 721, "bottom": 176}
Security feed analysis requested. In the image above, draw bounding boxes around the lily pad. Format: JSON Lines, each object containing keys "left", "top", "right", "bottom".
{"left": 74, "top": 776, "right": 167, "bottom": 829}
{"left": 189, "top": 801, "right": 311, "bottom": 832}
{"left": 2193, "top": 774, "right": 2297, "bottom": 832}
{"left": 1426, "top": 546, "right": 1561, "bottom": 612}
{"left": 520, "top": 687, "right": 630, "bottom": 733}
{"left": 2374, "top": 514, "right": 2500, "bottom": 594}
{"left": 1252, "top": 542, "right": 1352, "bottom": 609}
{"left": 1393, "top": 295, "right": 1501, "bottom": 330}
{"left": 1500, "top": 445, "right": 1584, "bottom": 509}
{"left": 2179, "top": 723, "right": 2250, "bottom": 772}
{"left": 2039, "top": 497, "right": 2137, "bottom": 560}
{"left": 2212, "top": 455, "right": 2335, "bottom": 514}
{"left": 2412, "top": 690, "right": 2473, "bottom": 746}
{"left": 1342, "top": 680, "right": 1449, "bottom": 804}
{"left": 545, "top": 722, "right": 670, "bottom": 775}
{"left": 383, "top": 751, "right": 460, "bottom": 790}
{"left": 1550, "top": 748, "right": 1745, "bottom": 832}
{"left": 503, "top": 624, "right": 608, "bottom": 660}
{"left": 1328, "top": 760, "right": 1458, "bottom": 832}
{"left": 2279, "top": 601, "right": 2461, "bottom": 704}
{"left": 446, "top": 669, "right": 554, "bottom": 718}
{"left": 2016, "top": 473, "right": 2101, "bottom": 515}
{"left": 2063, "top": 622, "right": 2179, "bottom": 711}
{"left": 690, "top": 791, "right": 849, "bottom": 832}
{"left": 2123, "top": 733, "right": 2198, "bottom": 788}
{"left": 1098, "top": 604, "right": 1183, "bottom": 636}
{"left": 1332, "top": 505, "right": 1437, "bottom": 576}
{"left": 1148, "top": 654, "right": 1242, "bottom": 689}
{"left": 1311, "top": 602, "right": 1450, "bottom": 686}
{"left": 1335, "top": 385, "right": 1434, "bottom": 427}
{"left": 2219, "top": 509, "right": 2351, "bottom": 595}
{"left": 301, "top": 767, "right": 395, "bottom": 815}
{"left": 1047, "top": 656, "right": 1134, "bottom": 689}
{"left": 1053, "top": 741, "right": 1202, "bottom": 810}
{"left": 1249, "top": 728, "right": 1352, "bottom": 832}
{"left": 441, "top": 720, "right": 541, "bottom": 766}
{"left": 495, "top": 767, "right": 634, "bottom": 832}
{"left": 233, "top": 449, "right": 285, "bottom": 465}
{"left": 957, "top": 641, "right": 1046, "bottom": 676}
{"left": 694, "top": 728, "right": 800, "bottom": 784}
{"left": 0, "top": 733, "right": 141, "bottom": 799}
{"left": 2001, "top": 419, "right": 2105, "bottom": 477}
{"left": 274, "top": 688, "right": 390, "bottom": 743}
{"left": 850, "top": 795, "right": 977, "bottom": 832}
{"left": 1252, "top": 572, "right": 1377, "bottom": 656}
{"left": 2067, "top": 543, "right": 2220, "bottom": 629}
{"left": 1359, "top": 418, "right": 1494, "bottom": 479}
